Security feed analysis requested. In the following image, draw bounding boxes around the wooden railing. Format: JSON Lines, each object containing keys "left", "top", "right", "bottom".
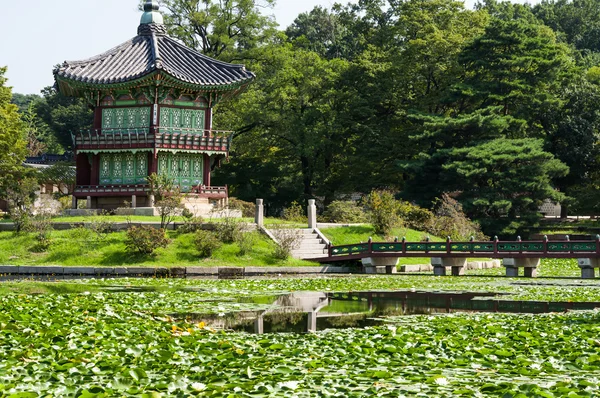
{"left": 324, "top": 236, "right": 600, "bottom": 260}
{"left": 74, "top": 184, "right": 228, "bottom": 198}
{"left": 72, "top": 128, "right": 233, "bottom": 152}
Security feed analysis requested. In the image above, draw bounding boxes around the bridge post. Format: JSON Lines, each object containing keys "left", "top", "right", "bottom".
{"left": 578, "top": 258, "right": 599, "bottom": 279}
{"left": 308, "top": 199, "right": 317, "bottom": 229}
{"left": 255, "top": 199, "right": 264, "bottom": 227}
{"left": 431, "top": 257, "right": 467, "bottom": 276}
{"left": 503, "top": 258, "right": 540, "bottom": 277}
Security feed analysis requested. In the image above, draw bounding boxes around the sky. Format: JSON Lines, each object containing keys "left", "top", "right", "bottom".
{"left": 0, "top": 0, "right": 533, "bottom": 95}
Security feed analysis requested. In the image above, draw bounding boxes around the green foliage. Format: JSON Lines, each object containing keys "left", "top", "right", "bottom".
{"left": 236, "top": 231, "right": 256, "bottom": 256}
{"left": 5, "top": 176, "right": 38, "bottom": 234}
{"left": 272, "top": 227, "right": 302, "bottom": 260}
{"left": 397, "top": 201, "right": 434, "bottom": 232}
{"left": 124, "top": 226, "right": 170, "bottom": 255}
{"left": 178, "top": 211, "right": 204, "bottom": 234}
{"left": 428, "top": 194, "right": 486, "bottom": 240}
{"left": 214, "top": 216, "right": 243, "bottom": 243}
{"left": 33, "top": 85, "right": 93, "bottom": 151}
{"left": 0, "top": 67, "right": 27, "bottom": 193}
{"left": 148, "top": 174, "right": 184, "bottom": 229}
{"left": 159, "top": 0, "right": 277, "bottom": 60}
{"left": 228, "top": 197, "right": 255, "bottom": 218}
{"left": 282, "top": 201, "right": 306, "bottom": 223}
{"left": 322, "top": 200, "right": 367, "bottom": 223}
{"left": 2, "top": 276, "right": 600, "bottom": 395}
{"left": 26, "top": 213, "right": 54, "bottom": 252}
{"left": 194, "top": 230, "right": 222, "bottom": 258}
{"left": 364, "top": 190, "right": 402, "bottom": 236}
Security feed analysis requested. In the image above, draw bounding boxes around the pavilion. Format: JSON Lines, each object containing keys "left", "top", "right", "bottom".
{"left": 54, "top": 0, "right": 254, "bottom": 214}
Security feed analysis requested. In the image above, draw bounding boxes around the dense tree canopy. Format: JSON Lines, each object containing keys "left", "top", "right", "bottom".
{"left": 10, "top": 0, "right": 600, "bottom": 235}
{"left": 0, "top": 67, "right": 27, "bottom": 196}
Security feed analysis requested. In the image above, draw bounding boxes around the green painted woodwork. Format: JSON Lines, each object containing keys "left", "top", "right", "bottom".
{"left": 102, "top": 107, "right": 151, "bottom": 131}
{"left": 159, "top": 107, "right": 205, "bottom": 132}
{"left": 114, "top": 100, "right": 137, "bottom": 106}
{"left": 100, "top": 153, "right": 148, "bottom": 185}
{"left": 174, "top": 100, "right": 195, "bottom": 107}
{"left": 78, "top": 148, "right": 153, "bottom": 155}
{"left": 157, "top": 153, "right": 203, "bottom": 191}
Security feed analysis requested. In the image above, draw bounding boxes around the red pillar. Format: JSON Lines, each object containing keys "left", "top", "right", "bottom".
{"left": 90, "top": 154, "right": 100, "bottom": 185}
{"left": 204, "top": 108, "right": 212, "bottom": 136}
{"left": 203, "top": 154, "right": 211, "bottom": 187}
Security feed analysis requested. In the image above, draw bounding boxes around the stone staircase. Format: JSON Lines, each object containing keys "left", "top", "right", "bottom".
{"left": 291, "top": 229, "right": 329, "bottom": 260}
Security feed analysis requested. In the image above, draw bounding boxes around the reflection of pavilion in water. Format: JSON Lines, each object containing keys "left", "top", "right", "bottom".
{"left": 191, "top": 290, "right": 589, "bottom": 334}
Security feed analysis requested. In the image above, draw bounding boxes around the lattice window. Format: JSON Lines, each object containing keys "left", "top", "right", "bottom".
{"left": 100, "top": 156, "right": 111, "bottom": 179}
{"left": 126, "top": 109, "right": 138, "bottom": 129}
{"left": 115, "top": 110, "right": 125, "bottom": 129}
{"left": 158, "top": 155, "right": 168, "bottom": 176}
{"left": 181, "top": 155, "right": 191, "bottom": 177}
{"left": 183, "top": 110, "right": 193, "bottom": 129}
{"left": 140, "top": 108, "right": 151, "bottom": 126}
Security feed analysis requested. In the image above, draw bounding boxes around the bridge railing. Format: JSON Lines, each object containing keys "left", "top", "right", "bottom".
{"left": 328, "top": 236, "right": 600, "bottom": 258}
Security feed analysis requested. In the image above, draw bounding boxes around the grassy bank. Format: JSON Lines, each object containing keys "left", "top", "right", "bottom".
{"left": 0, "top": 230, "right": 317, "bottom": 267}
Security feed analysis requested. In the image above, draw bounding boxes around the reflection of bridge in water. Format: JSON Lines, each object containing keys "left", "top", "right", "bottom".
{"left": 309, "top": 236, "right": 600, "bottom": 278}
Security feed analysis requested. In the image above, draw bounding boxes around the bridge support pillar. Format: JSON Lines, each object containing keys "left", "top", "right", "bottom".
{"left": 578, "top": 258, "right": 600, "bottom": 279}
{"left": 503, "top": 258, "right": 540, "bottom": 278}
{"left": 254, "top": 316, "right": 264, "bottom": 335}
{"left": 431, "top": 257, "right": 467, "bottom": 276}
{"left": 361, "top": 257, "right": 398, "bottom": 274}
{"left": 307, "top": 311, "right": 317, "bottom": 333}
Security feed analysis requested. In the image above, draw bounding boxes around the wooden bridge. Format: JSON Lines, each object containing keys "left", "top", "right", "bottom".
{"left": 309, "top": 236, "right": 600, "bottom": 278}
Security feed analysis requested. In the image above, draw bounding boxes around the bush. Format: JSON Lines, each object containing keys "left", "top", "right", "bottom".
{"left": 363, "top": 190, "right": 402, "bottom": 236}
{"left": 86, "top": 216, "right": 115, "bottom": 242}
{"left": 283, "top": 202, "right": 307, "bottom": 223}
{"left": 214, "top": 217, "right": 243, "bottom": 243}
{"left": 322, "top": 201, "right": 367, "bottom": 223}
{"left": 236, "top": 232, "right": 256, "bottom": 256}
{"left": 397, "top": 201, "right": 434, "bottom": 231}
{"left": 125, "top": 226, "right": 170, "bottom": 255}
{"left": 194, "top": 230, "right": 222, "bottom": 258}
{"left": 229, "top": 198, "right": 255, "bottom": 218}
{"left": 272, "top": 228, "right": 302, "bottom": 260}
{"left": 27, "top": 213, "right": 54, "bottom": 252}
{"left": 428, "top": 194, "right": 486, "bottom": 241}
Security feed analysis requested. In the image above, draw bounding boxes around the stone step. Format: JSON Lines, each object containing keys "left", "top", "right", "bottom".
{"left": 298, "top": 241, "right": 326, "bottom": 247}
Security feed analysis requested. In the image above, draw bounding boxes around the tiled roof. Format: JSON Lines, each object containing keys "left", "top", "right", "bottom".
{"left": 54, "top": 25, "right": 255, "bottom": 90}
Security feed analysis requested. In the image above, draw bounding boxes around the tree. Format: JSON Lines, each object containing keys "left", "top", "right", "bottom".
{"left": 34, "top": 85, "right": 93, "bottom": 151}
{"left": 159, "top": 0, "right": 277, "bottom": 60}
{"left": 286, "top": 6, "right": 351, "bottom": 59}
{"left": 0, "top": 67, "right": 27, "bottom": 195}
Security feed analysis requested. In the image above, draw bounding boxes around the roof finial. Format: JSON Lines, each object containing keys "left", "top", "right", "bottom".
{"left": 141, "top": 0, "right": 164, "bottom": 25}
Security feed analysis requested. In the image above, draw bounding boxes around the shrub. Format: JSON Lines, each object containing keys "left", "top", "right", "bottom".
{"left": 272, "top": 228, "right": 302, "bottom": 260}
{"left": 397, "top": 201, "right": 434, "bottom": 231}
{"left": 125, "top": 226, "right": 170, "bottom": 255}
{"left": 86, "top": 216, "right": 115, "bottom": 242}
{"left": 428, "top": 194, "right": 487, "bottom": 241}
{"left": 229, "top": 198, "right": 255, "bottom": 218}
{"left": 363, "top": 190, "right": 402, "bottom": 236}
{"left": 194, "top": 230, "right": 222, "bottom": 258}
{"left": 283, "top": 202, "right": 307, "bottom": 223}
{"left": 322, "top": 201, "right": 367, "bottom": 223}
{"left": 236, "top": 232, "right": 256, "bottom": 257}
{"left": 27, "top": 213, "right": 54, "bottom": 252}
{"left": 214, "top": 217, "right": 243, "bottom": 243}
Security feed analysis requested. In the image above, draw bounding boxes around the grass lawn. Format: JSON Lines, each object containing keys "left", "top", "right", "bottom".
{"left": 0, "top": 229, "right": 318, "bottom": 267}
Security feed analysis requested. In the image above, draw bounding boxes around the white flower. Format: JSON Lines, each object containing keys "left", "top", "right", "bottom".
{"left": 191, "top": 382, "right": 206, "bottom": 391}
